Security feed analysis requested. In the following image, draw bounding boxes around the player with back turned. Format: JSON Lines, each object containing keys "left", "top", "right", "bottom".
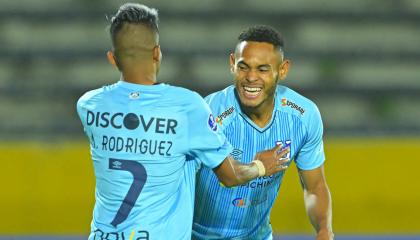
{"left": 76, "top": 4, "right": 290, "bottom": 240}
{"left": 193, "top": 26, "right": 334, "bottom": 240}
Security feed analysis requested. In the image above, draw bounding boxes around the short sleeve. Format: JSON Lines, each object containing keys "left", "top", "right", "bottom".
{"left": 76, "top": 98, "right": 87, "bottom": 134}
{"left": 294, "top": 104, "right": 325, "bottom": 170}
{"left": 187, "top": 94, "right": 233, "bottom": 169}
{"left": 76, "top": 96, "right": 92, "bottom": 139}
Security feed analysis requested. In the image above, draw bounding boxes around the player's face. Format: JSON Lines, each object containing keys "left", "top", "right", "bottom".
{"left": 230, "top": 41, "right": 289, "bottom": 112}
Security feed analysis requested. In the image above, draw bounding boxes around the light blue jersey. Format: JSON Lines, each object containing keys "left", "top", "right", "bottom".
{"left": 77, "top": 80, "right": 232, "bottom": 240}
{"left": 193, "top": 85, "right": 325, "bottom": 239}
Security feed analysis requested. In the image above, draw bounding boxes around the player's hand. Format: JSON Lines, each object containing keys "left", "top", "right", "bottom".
{"left": 255, "top": 144, "right": 290, "bottom": 176}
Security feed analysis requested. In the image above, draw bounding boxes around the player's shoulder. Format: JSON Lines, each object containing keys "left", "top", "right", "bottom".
{"left": 77, "top": 86, "right": 105, "bottom": 108}
{"left": 168, "top": 84, "right": 202, "bottom": 99}
{"left": 276, "top": 85, "right": 321, "bottom": 121}
{"left": 77, "top": 83, "right": 119, "bottom": 107}
{"left": 164, "top": 84, "right": 206, "bottom": 107}
{"left": 204, "top": 85, "right": 238, "bottom": 127}
{"left": 205, "top": 85, "right": 235, "bottom": 106}
{"left": 77, "top": 88, "right": 102, "bottom": 104}
{"left": 204, "top": 85, "right": 235, "bottom": 103}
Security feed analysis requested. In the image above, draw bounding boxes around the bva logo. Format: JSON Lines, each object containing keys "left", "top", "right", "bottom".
{"left": 232, "top": 197, "right": 247, "bottom": 207}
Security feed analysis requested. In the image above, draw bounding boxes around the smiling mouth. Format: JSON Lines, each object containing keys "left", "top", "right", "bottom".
{"left": 243, "top": 86, "right": 262, "bottom": 98}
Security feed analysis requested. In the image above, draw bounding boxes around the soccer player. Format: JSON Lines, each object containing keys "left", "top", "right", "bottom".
{"left": 76, "top": 5, "right": 290, "bottom": 240}
{"left": 193, "top": 26, "right": 334, "bottom": 240}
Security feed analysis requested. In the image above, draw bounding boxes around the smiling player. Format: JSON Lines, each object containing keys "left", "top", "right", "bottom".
{"left": 193, "top": 25, "right": 334, "bottom": 240}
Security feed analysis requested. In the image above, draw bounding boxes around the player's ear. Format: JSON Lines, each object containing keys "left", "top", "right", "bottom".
{"left": 229, "top": 53, "right": 235, "bottom": 73}
{"left": 278, "top": 59, "right": 290, "bottom": 80}
{"left": 153, "top": 45, "right": 162, "bottom": 63}
{"left": 107, "top": 51, "right": 118, "bottom": 68}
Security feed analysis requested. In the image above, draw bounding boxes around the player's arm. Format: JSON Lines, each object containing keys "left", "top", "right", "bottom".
{"left": 298, "top": 165, "right": 334, "bottom": 240}
{"left": 213, "top": 144, "right": 290, "bottom": 187}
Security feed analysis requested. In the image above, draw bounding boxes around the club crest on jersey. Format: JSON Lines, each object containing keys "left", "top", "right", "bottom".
{"left": 281, "top": 98, "right": 305, "bottom": 115}
{"left": 231, "top": 149, "right": 243, "bottom": 161}
{"left": 216, "top": 106, "right": 235, "bottom": 126}
{"left": 208, "top": 114, "right": 217, "bottom": 131}
{"left": 129, "top": 92, "right": 140, "bottom": 99}
{"left": 276, "top": 140, "right": 291, "bottom": 159}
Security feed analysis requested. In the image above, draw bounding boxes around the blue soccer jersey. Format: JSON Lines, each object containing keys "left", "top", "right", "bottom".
{"left": 193, "top": 85, "right": 325, "bottom": 239}
{"left": 76, "top": 80, "right": 233, "bottom": 240}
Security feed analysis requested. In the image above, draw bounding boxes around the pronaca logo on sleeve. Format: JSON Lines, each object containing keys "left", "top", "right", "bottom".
{"left": 216, "top": 106, "right": 235, "bottom": 126}
{"left": 281, "top": 98, "right": 305, "bottom": 115}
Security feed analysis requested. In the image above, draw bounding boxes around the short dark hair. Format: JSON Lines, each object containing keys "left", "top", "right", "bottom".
{"left": 238, "top": 25, "right": 284, "bottom": 51}
{"left": 109, "top": 3, "right": 159, "bottom": 46}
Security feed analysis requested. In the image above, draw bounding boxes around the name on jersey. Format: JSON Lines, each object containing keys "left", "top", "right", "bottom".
{"left": 101, "top": 135, "right": 172, "bottom": 156}
{"left": 86, "top": 110, "right": 177, "bottom": 134}
{"left": 281, "top": 98, "right": 305, "bottom": 115}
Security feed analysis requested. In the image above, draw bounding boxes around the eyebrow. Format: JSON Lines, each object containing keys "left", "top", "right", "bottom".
{"left": 237, "top": 60, "right": 249, "bottom": 67}
{"left": 257, "top": 64, "right": 271, "bottom": 69}
{"left": 237, "top": 61, "right": 271, "bottom": 69}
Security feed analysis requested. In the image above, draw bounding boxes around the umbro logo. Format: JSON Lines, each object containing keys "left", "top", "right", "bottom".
{"left": 231, "top": 149, "right": 243, "bottom": 161}
{"left": 112, "top": 160, "right": 122, "bottom": 169}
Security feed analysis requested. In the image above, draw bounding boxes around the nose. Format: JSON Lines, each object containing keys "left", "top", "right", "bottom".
{"left": 245, "top": 69, "right": 258, "bottom": 82}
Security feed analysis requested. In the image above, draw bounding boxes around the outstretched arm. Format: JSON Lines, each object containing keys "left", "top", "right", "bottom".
{"left": 213, "top": 144, "right": 290, "bottom": 187}
{"left": 298, "top": 165, "right": 333, "bottom": 240}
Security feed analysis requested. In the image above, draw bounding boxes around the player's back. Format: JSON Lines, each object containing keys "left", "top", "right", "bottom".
{"left": 77, "top": 81, "right": 207, "bottom": 240}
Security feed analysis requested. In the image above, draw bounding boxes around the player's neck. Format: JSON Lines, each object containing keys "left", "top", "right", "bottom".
{"left": 242, "top": 100, "right": 275, "bottom": 128}
{"left": 121, "top": 70, "right": 157, "bottom": 85}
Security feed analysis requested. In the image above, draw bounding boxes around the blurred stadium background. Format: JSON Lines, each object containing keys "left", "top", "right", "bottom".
{"left": 1, "top": 0, "right": 419, "bottom": 239}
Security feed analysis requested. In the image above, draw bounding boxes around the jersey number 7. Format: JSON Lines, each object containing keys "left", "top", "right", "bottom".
{"left": 109, "top": 158, "right": 148, "bottom": 227}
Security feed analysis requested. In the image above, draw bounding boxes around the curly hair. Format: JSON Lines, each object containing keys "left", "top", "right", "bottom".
{"left": 238, "top": 25, "right": 284, "bottom": 50}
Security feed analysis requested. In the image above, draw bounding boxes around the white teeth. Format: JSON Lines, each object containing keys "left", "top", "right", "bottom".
{"left": 244, "top": 86, "right": 262, "bottom": 92}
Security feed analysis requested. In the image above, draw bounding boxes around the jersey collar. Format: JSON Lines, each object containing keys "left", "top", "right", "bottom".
{"left": 117, "top": 80, "right": 167, "bottom": 91}
{"left": 232, "top": 86, "right": 278, "bottom": 133}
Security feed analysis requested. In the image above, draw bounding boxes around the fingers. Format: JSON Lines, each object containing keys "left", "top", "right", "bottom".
{"left": 267, "top": 162, "right": 289, "bottom": 176}
{"left": 277, "top": 157, "right": 290, "bottom": 165}
{"left": 263, "top": 157, "right": 290, "bottom": 176}
{"left": 273, "top": 143, "right": 283, "bottom": 153}
{"left": 276, "top": 157, "right": 290, "bottom": 170}
{"left": 275, "top": 146, "right": 290, "bottom": 159}
{"left": 277, "top": 164, "right": 288, "bottom": 171}
{"left": 258, "top": 144, "right": 291, "bottom": 176}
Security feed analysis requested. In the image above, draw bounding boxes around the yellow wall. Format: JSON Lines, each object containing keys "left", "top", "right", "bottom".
{"left": 1, "top": 142, "right": 94, "bottom": 233}
{"left": 272, "top": 138, "right": 420, "bottom": 234}
{"left": 1, "top": 138, "right": 420, "bottom": 234}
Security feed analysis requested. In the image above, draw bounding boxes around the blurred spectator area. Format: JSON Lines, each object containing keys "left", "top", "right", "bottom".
{"left": 0, "top": 0, "right": 420, "bottom": 139}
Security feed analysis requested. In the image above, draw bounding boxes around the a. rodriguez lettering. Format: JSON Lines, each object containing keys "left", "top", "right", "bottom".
{"left": 101, "top": 135, "right": 172, "bottom": 156}
{"left": 86, "top": 110, "right": 178, "bottom": 134}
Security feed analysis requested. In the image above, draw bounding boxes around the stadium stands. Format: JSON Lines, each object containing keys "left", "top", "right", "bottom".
{"left": 0, "top": 0, "right": 419, "bottom": 139}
